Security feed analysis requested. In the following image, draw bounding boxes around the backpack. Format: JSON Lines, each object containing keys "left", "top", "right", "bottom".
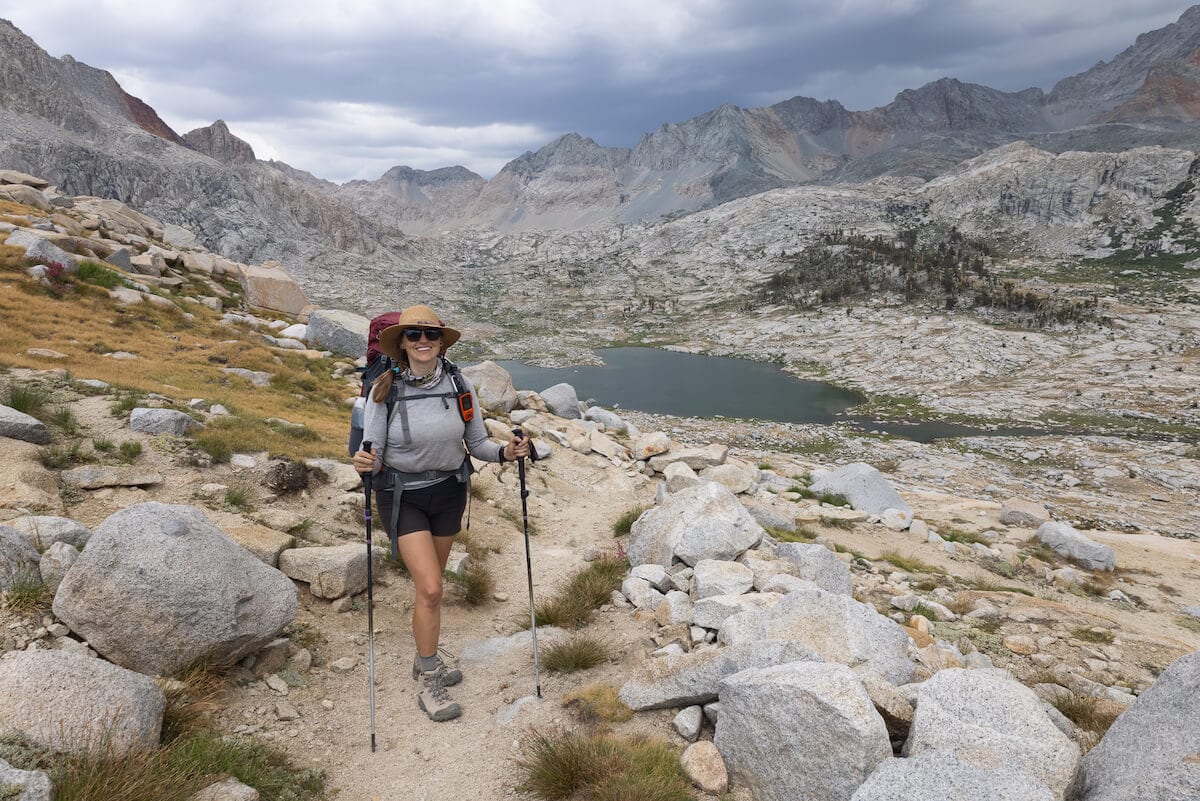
{"left": 348, "top": 312, "right": 475, "bottom": 457}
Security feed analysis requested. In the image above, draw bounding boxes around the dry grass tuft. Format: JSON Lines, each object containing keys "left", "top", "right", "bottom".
{"left": 444, "top": 561, "right": 495, "bottom": 606}
{"left": 1070, "top": 626, "right": 1115, "bottom": 644}
{"left": 2, "top": 572, "right": 52, "bottom": 612}
{"left": 878, "top": 550, "right": 945, "bottom": 575}
{"left": 514, "top": 730, "right": 691, "bottom": 801}
{"left": 562, "top": 684, "right": 633, "bottom": 724}
{"left": 529, "top": 553, "right": 627, "bottom": 630}
{"left": 544, "top": 634, "right": 610, "bottom": 673}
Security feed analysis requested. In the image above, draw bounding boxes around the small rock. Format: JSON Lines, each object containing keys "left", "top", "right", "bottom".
{"left": 264, "top": 674, "right": 289, "bottom": 695}
{"left": 680, "top": 740, "right": 728, "bottom": 795}
{"left": 1003, "top": 636, "right": 1039, "bottom": 655}
{"left": 275, "top": 702, "right": 300, "bottom": 721}
{"left": 330, "top": 656, "right": 359, "bottom": 674}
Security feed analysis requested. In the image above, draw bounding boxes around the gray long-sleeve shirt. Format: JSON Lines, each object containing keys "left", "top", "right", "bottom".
{"left": 362, "top": 370, "right": 501, "bottom": 488}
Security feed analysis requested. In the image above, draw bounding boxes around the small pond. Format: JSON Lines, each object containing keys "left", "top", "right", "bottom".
{"left": 489, "top": 348, "right": 1042, "bottom": 443}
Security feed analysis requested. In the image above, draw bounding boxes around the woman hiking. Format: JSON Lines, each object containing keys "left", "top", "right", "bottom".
{"left": 352, "top": 304, "right": 529, "bottom": 721}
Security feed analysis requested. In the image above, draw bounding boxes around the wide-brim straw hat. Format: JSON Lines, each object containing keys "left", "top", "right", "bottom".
{"left": 377, "top": 305, "right": 462, "bottom": 363}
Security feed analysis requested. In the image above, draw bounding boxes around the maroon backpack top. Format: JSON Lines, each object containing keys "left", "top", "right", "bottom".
{"left": 365, "top": 311, "right": 402, "bottom": 366}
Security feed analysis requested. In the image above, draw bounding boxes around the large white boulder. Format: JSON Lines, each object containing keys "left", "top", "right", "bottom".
{"left": 278, "top": 544, "right": 367, "bottom": 599}
{"left": 718, "top": 589, "right": 917, "bottom": 685}
{"left": 129, "top": 407, "right": 203, "bottom": 436}
{"left": 618, "top": 640, "right": 823, "bottom": 710}
{"left": 809, "top": 462, "right": 911, "bottom": 518}
{"left": 306, "top": 309, "right": 369, "bottom": 358}
{"left": 540, "top": 383, "right": 582, "bottom": 418}
{"left": 239, "top": 262, "right": 310, "bottom": 316}
{"left": 462, "top": 361, "right": 519, "bottom": 414}
{"left": 1036, "top": 521, "right": 1115, "bottom": 571}
{"left": 6, "top": 515, "right": 91, "bottom": 550}
{"left": 0, "top": 650, "right": 164, "bottom": 756}
{"left": 0, "top": 404, "right": 51, "bottom": 445}
{"left": 692, "top": 559, "right": 754, "bottom": 599}
{"left": 851, "top": 749, "right": 1054, "bottom": 801}
{"left": 905, "top": 668, "right": 1081, "bottom": 800}
{"left": 1082, "top": 650, "right": 1200, "bottom": 801}
{"left": 774, "top": 541, "right": 853, "bottom": 595}
{"left": 627, "top": 481, "right": 763, "bottom": 568}
{"left": 52, "top": 503, "right": 297, "bottom": 675}
{"left": 716, "top": 662, "right": 891, "bottom": 801}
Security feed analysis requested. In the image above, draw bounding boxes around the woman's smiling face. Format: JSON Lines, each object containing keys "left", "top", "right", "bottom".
{"left": 402, "top": 328, "right": 441, "bottom": 372}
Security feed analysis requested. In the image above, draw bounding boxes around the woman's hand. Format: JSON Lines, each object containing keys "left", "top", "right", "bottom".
{"left": 504, "top": 433, "right": 531, "bottom": 461}
{"left": 353, "top": 447, "right": 377, "bottom": 474}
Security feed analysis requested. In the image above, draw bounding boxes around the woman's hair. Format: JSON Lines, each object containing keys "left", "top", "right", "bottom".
{"left": 371, "top": 366, "right": 395, "bottom": 403}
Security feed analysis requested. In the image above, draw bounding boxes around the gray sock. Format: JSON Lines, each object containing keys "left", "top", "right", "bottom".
{"left": 417, "top": 653, "right": 439, "bottom": 673}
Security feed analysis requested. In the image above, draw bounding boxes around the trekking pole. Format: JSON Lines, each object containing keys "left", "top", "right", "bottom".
{"left": 361, "top": 441, "right": 377, "bottom": 752}
{"left": 513, "top": 428, "right": 541, "bottom": 698}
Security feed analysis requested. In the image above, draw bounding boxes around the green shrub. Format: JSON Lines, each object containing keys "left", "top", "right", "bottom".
{"left": 766, "top": 524, "right": 817, "bottom": 542}
{"left": 118, "top": 441, "right": 143, "bottom": 463}
{"left": 92, "top": 437, "right": 115, "bottom": 453}
{"left": 1, "top": 383, "right": 48, "bottom": 417}
{"left": 38, "top": 441, "right": 88, "bottom": 469}
{"left": 47, "top": 405, "right": 80, "bottom": 435}
{"left": 611, "top": 505, "right": 647, "bottom": 537}
{"left": 3, "top": 573, "right": 51, "bottom": 612}
{"left": 76, "top": 261, "right": 127, "bottom": 290}
{"left": 1071, "top": 626, "right": 1115, "bottom": 644}
{"left": 879, "top": 550, "right": 944, "bottom": 574}
{"left": 109, "top": 391, "right": 145, "bottom": 417}
{"left": 195, "top": 433, "right": 232, "bottom": 463}
{"left": 225, "top": 488, "right": 254, "bottom": 513}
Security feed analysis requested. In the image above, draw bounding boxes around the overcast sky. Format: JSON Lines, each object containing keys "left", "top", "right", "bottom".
{"left": 0, "top": 1, "right": 1192, "bottom": 182}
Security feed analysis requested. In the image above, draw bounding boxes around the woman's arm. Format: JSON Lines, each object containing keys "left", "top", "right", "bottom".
{"left": 460, "top": 381, "right": 531, "bottom": 462}
{"left": 359, "top": 397, "right": 388, "bottom": 472}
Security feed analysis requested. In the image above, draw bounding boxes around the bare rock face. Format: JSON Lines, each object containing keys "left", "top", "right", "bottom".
{"left": 0, "top": 757, "right": 51, "bottom": 801}
{"left": 52, "top": 503, "right": 297, "bottom": 675}
{"left": 0, "top": 650, "right": 165, "bottom": 756}
{"left": 239, "top": 262, "right": 311, "bottom": 316}
{"left": 0, "top": 404, "right": 51, "bottom": 444}
{"left": 904, "top": 668, "right": 1081, "bottom": 800}
{"left": 715, "top": 662, "right": 891, "bottom": 801}
{"left": 718, "top": 589, "right": 917, "bottom": 686}
{"left": 1082, "top": 650, "right": 1200, "bottom": 801}
{"left": 462, "top": 361, "right": 519, "bottom": 414}
{"left": 183, "top": 120, "right": 256, "bottom": 164}
{"left": 851, "top": 749, "right": 1055, "bottom": 801}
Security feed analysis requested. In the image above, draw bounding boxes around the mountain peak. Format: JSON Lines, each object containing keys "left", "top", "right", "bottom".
{"left": 183, "top": 120, "right": 256, "bottom": 164}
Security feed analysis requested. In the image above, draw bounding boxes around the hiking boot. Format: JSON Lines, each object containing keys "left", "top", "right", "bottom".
{"left": 411, "top": 647, "right": 462, "bottom": 686}
{"left": 417, "top": 667, "right": 461, "bottom": 722}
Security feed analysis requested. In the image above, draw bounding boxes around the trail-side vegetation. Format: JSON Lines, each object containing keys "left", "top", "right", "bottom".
{"left": 748, "top": 227, "right": 1106, "bottom": 327}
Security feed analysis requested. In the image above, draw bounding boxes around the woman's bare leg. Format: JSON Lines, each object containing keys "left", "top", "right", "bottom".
{"left": 395, "top": 530, "right": 443, "bottom": 657}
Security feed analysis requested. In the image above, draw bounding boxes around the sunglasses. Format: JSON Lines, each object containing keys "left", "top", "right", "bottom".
{"left": 402, "top": 327, "right": 443, "bottom": 342}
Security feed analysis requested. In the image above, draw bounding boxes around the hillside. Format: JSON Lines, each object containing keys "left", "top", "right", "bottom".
{"left": 1, "top": 179, "right": 1199, "bottom": 801}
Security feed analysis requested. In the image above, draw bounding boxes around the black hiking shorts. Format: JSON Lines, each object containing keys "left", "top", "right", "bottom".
{"left": 377, "top": 477, "right": 467, "bottom": 538}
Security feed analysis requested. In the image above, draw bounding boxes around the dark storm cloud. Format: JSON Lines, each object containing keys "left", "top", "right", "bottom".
{"left": 1, "top": 1, "right": 1193, "bottom": 180}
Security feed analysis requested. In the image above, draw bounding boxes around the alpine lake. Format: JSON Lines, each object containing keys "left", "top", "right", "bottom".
{"left": 488, "top": 347, "right": 1045, "bottom": 443}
